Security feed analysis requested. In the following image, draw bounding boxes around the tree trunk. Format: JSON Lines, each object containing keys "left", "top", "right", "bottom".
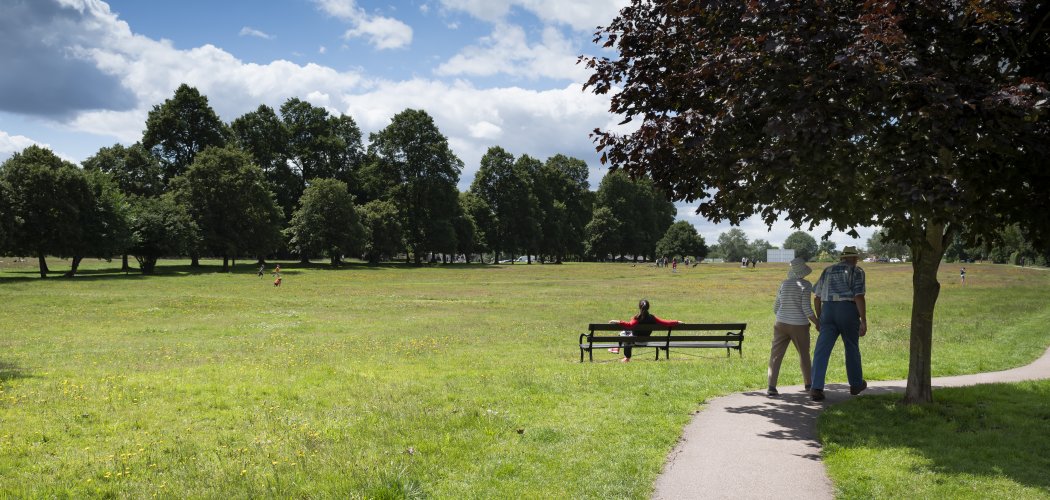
{"left": 300, "top": 253, "right": 311, "bottom": 265}
{"left": 903, "top": 222, "right": 949, "bottom": 404}
{"left": 37, "top": 253, "right": 48, "bottom": 278}
{"left": 121, "top": 254, "right": 131, "bottom": 272}
{"left": 331, "top": 254, "right": 340, "bottom": 266}
{"left": 222, "top": 255, "right": 229, "bottom": 273}
{"left": 191, "top": 255, "right": 199, "bottom": 267}
{"left": 63, "top": 256, "right": 83, "bottom": 277}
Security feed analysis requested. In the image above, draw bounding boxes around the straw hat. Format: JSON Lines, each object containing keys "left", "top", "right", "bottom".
{"left": 840, "top": 246, "right": 862, "bottom": 259}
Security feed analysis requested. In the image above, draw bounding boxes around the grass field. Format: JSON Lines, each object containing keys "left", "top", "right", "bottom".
{"left": 1, "top": 258, "right": 1049, "bottom": 498}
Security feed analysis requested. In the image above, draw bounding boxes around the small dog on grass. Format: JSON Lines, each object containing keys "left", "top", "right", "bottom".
{"left": 273, "top": 276, "right": 282, "bottom": 287}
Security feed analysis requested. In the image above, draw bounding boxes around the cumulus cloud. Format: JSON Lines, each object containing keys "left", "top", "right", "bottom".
{"left": 439, "top": 0, "right": 628, "bottom": 31}
{"left": 339, "top": 79, "right": 614, "bottom": 186}
{"left": 238, "top": 27, "right": 274, "bottom": 40}
{"left": 0, "top": 130, "right": 46, "bottom": 162}
{"left": 315, "top": 0, "right": 413, "bottom": 50}
{"left": 0, "top": 0, "right": 136, "bottom": 118}
{"left": 436, "top": 23, "right": 590, "bottom": 82}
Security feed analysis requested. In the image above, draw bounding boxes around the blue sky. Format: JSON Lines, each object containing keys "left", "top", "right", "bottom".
{"left": 0, "top": 0, "right": 874, "bottom": 249}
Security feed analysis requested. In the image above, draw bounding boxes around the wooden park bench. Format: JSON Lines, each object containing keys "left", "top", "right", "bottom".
{"left": 578, "top": 323, "right": 747, "bottom": 362}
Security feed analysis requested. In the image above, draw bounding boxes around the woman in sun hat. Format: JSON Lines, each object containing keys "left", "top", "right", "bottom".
{"left": 766, "top": 257, "right": 819, "bottom": 396}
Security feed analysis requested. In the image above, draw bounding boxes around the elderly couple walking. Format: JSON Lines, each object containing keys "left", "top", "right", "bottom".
{"left": 767, "top": 247, "right": 868, "bottom": 401}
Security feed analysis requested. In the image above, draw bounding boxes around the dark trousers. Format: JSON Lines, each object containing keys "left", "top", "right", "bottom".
{"left": 622, "top": 331, "right": 651, "bottom": 359}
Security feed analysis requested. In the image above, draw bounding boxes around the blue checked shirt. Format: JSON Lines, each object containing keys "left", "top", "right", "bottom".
{"left": 814, "top": 261, "right": 865, "bottom": 302}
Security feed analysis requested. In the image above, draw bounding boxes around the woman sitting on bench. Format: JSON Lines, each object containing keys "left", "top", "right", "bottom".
{"left": 609, "top": 299, "right": 681, "bottom": 363}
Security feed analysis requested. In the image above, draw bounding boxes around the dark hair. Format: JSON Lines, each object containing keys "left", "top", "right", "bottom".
{"left": 634, "top": 299, "right": 651, "bottom": 321}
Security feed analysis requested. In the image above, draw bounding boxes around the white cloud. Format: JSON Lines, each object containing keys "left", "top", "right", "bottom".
{"left": 315, "top": 0, "right": 413, "bottom": 50}
{"left": 439, "top": 0, "right": 628, "bottom": 31}
{"left": 436, "top": 23, "right": 589, "bottom": 82}
{"left": 0, "top": 130, "right": 45, "bottom": 161}
{"left": 339, "top": 79, "right": 613, "bottom": 186}
{"left": 238, "top": 26, "right": 274, "bottom": 40}
{"left": 319, "top": 45, "right": 327, "bottom": 54}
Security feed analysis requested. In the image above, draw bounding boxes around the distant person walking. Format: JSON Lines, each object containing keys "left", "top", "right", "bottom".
{"left": 767, "top": 258, "right": 819, "bottom": 396}
{"left": 672, "top": 257, "right": 678, "bottom": 273}
{"left": 960, "top": 267, "right": 966, "bottom": 286}
{"left": 810, "top": 246, "right": 868, "bottom": 401}
{"left": 258, "top": 263, "right": 265, "bottom": 277}
{"left": 609, "top": 299, "right": 680, "bottom": 363}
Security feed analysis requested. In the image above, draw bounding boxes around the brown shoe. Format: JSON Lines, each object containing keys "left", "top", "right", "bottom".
{"left": 810, "top": 389, "right": 825, "bottom": 401}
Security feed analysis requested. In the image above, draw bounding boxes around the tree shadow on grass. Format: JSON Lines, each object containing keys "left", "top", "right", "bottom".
{"left": 0, "top": 260, "right": 501, "bottom": 282}
{"left": 0, "top": 361, "right": 32, "bottom": 382}
{"left": 821, "top": 382, "right": 1050, "bottom": 493}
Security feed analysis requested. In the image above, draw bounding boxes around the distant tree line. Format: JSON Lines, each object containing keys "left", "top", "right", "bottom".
{"left": 0, "top": 84, "right": 709, "bottom": 277}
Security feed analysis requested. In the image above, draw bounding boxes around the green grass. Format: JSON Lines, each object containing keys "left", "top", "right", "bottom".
{"left": 820, "top": 381, "right": 1050, "bottom": 499}
{"left": 1, "top": 258, "right": 1048, "bottom": 497}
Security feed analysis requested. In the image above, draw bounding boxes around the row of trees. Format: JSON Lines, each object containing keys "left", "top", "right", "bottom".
{"left": 0, "top": 85, "right": 697, "bottom": 277}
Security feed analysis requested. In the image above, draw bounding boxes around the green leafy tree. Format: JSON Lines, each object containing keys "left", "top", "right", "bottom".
{"left": 128, "top": 194, "right": 199, "bottom": 274}
{"left": 172, "top": 146, "right": 283, "bottom": 272}
{"left": 368, "top": 109, "right": 462, "bottom": 264}
{"left": 783, "top": 231, "right": 819, "bottom": 262}
{"left": 717, "top": 228, "right": 750, "bottom": 264}
{"left": 82, "top": 143, "right": 164, "bottom": 271}
{"left": 584, "top": 1, "right": 1050, "bottom": 402}
{"left": 359, "top": 199, "right": 404, "bottom": 265}
{"left": 280, "top": 98, "right": 365, "bottom": 200}
{"left": 470, "top": 147, "right": 537, "bottom": 262}
{"left": 0, "top": 178, "right": 11, "bottom": 252}
{"left": 817, "top": 240, "right": 838, "bottom": 261}
{"left": 453, "top": 192, "right": 482, "bottom": 263}
{"left": 142, "top": 84, "right": 228, "bottom": 184}
{"left": 584, "top": 206, "right": 623, "bottom": 261}
{"left": 62, "top": 170, "right": 133, "bottom": 277}
{"left": 82, "top": 143, "right": 164, "bottom": 198}
{"left": 285, "top": 178, "right": 365, "bottom": 266}
{"left": 231, "top": 105, "right": 296, "bottom": 221}
{"left": 748, "top": 239, "right": 774, "bottom": 263}
{"left": 593, "top": 170, "right": 674, "bottom": 260}
{"left": 539, "top": 154, "right": 593, "bottom": 262}
{"left": 867, "top": 230, "right": 910, "bottom": 261}
{"left": 0, "top": 146, "right": 92, "bottom": 277}
{"left": 655, "top": 221, "right": 708, "bottom": 261}
{"left": 459, "top": 191, "right": 494, "bottom": 263}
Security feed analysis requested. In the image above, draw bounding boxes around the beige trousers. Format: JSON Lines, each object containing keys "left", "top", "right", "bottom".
{"left": 767, "top": 322, "right": 812, "bottom": 388}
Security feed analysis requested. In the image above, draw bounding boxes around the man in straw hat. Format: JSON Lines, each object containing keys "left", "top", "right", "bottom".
{"left": 810, "top": 246, "right": 868, "bottom": 401}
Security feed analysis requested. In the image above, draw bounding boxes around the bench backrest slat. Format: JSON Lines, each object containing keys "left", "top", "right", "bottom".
{"left": 587, "top": 323, "right": 746, "bottom": 332}
{"left": 584, "top": 335, "right": 742, "bottom": 343}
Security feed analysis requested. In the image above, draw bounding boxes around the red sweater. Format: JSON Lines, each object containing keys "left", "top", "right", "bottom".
{"left": 617, "top": 315, "right": 679, "bottom": 328}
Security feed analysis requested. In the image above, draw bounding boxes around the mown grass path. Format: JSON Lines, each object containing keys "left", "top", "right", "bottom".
{"left": 2, "top": 259, "right": 1048, "bottom": 497}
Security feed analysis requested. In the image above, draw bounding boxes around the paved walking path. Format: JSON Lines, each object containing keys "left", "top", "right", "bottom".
{"left": 652, "top": 347, "right": 1050, "bottom": 499}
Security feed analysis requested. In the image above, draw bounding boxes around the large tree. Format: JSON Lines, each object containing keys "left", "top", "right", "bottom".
{"left": 280, "top": 98, "right": 365, "bottom": 200}
{"left": 142, "top": 84, "right": 228, "bottom": 184}
{"left": 82, "top": 143, "right": 164, "bottom": 271}
{"left": 127, "top": 194, "right": 199, "bottom": 274}
{"left": 656, "top": 220, "right": 708, "bottom": 261}
{"left": 62, "top": 170, "right": 132, "bottom": 277}
{"left": 470, "top": 146, "right": 537, "bottom": 262}
{"left": 230, "top": 105, "right": 296, "bottom": 221}
{"left": 171, "top": 146, "right": 283, "bottom": 272}
{"left": 584, "top": 1, "right": 1050, "bottom": 403}
{"left": 593, "top": 169, "right": 675, "bottom": 260}
{"left": 867, "top": 229, "right": 911, "bottom": 261}
{"left": 717, "top": 228, "right": 750, "bottom": 264}
{"left": 359, "top": 199, "right": 404, "bottom": 264}
{"left": 0, "top": 146, "right": 93, "bottom": 277}
{"left": 783, "top": 231, "right": 819, "bottom": 262}
{"left": 367, "top": 109, "right": 462, "bottom": 264}
{"left": 535, "top": 154, "right": 593, "bottom": 262}
{"left": 285, "top": 178, "right": 365, "bottom": 266}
